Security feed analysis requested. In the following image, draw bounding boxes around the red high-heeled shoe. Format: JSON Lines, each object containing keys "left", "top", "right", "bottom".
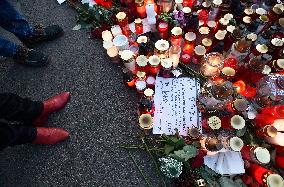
{"left": 32, "top": 127, "right": 69, "bottom": 145}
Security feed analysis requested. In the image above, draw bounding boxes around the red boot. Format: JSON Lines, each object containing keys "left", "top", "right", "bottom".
{"left": 33, "top": 127, "right": 69, "bottom": 145}
{"left": 33, "top": 92, "right": 71, "bottom": 126}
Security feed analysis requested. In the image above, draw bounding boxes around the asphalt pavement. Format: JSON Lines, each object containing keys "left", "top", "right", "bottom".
{"left": 0, "top": 1, "right": 159, "bottom": 186}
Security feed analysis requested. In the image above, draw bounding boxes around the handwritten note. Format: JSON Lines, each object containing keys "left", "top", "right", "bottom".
{"left": 153, "top": 77, "right": 201, "bottom": 136}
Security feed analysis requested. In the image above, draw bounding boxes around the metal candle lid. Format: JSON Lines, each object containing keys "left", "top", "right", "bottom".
{"left": 182, "top": 7, "right": 191, "bottom": 14}
{"left": 116, "top": 12, "right": 127, "bottom": 20}
{"left": 175, "top": 0, "right": 183, "bottom": 3}
{"left": 207, "top": 116, "right": 221, "bottom": 130}
{"left": 120, "top": 50, "right": 134, "bottom": 61}
{"left": 254, "top": 147, "right": 270, "bottom": 164}
{"left": 134, "top": 18, "right": 142, "bottom": 24}
{"left": 149, "top": 55, "right": 160, "bottom": 66}
{"left": 277, "top": 59, "right": 284, "bottom": 69}
{"left": 231, "top": 115, "right": 245, "bottom": 130}
{"left": 102, "top": 30, "right": 113, "bottom": 42}
{"left": 243, "top": 16, "right": 252, "bottom": 24}
{"left": 215, "top": 30, "right": 227, "bottom": 40}
{"left": 135, "top": 80, "right": 146, "bottom": 90}
{"left": 233, "top": 99, "right": 248, "bottom": 112}
{"left": 202, "top": 38, "right": 212, "bottom": 47}
{"left": 229, "top": 137, "right": 244, "bottom": 151}
{"left": 146, "top": 76, "right": 155, "bottom": 85}
{"left": 266, "top": 174, "right": 284, "bottom": 187}
{"left": 226, "top": 25, "right": 236, "bottom": 33}
{"left": 136, "top": 55, "right": 148, "bottom": 67}
{"left": 136, "top": 71, "right": 146, "bottom": 79}
{"left": 113, "top": 35, "right": 128, "bottom": 47}
{"left": 224, "top": 13, "right": 233, "bottom": 20}
{"left": 139, "top": 114, "right": 153, "bottom": 129}
{"left": 213, "top": 0, "right": 222, "bottom": 6}
{"left": 144, "top": 88, "right": 154, "bottom": 97}
{"left": 194, "top": 45, "right": 206, "bottom": 56}
{"left": 271, "top": 38, "right": 283, "bottom": 47}
{"left": 256, "top": 8, "right": 267, "bottom": 15}
{"left": 199, "top": 27, "right": 210, "bottom": 35}
{"left": 185, "top": 32, "right": 196, "bottom": 41}
{"left": 137, "top": 36, "right": 148, "bottom": 44}
{"left": 247, "top": 33, "right": 258, "bottom": 42}
{"left": 244, "top": 8, "right": 254, "bottom": 15}
{"left": 256, "top": 44, "right": 268, "bottom": 53}
{"left": 155, "top": 39, "right": 170, "bottom": 51}
{"left": 220, "top": 18, "right": 230, "bottom": 26}
{"left": 103, "top": 41, "right": 114, "bottom": 49}
{"left": 171, "top": 27, "right": 183, "bottom": 36}
{"left": 207, "top": 21, "right": 217, "bottom": 28}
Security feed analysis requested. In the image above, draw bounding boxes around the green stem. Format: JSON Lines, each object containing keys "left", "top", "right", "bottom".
{"left": 120, "top": 145, "right": 165, "bottom": 152}
{"left": 128, "top": 151, "right": 153, "bottom": 187}
{"left": 142, "top": 138, "right": 167, "bottom": 187}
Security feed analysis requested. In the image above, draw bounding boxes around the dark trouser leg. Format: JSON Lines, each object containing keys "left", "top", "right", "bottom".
{"left": 0, "top": 0, "right": 33, "bottom": 40}
{"left": 0, "top": 93, "right": 43, "bottom": 124}
{"left": 0, "top": 37, "right": 19, "bottom": 57}
{"left": 0, "top": 122, "right": 36, "bottom": 151}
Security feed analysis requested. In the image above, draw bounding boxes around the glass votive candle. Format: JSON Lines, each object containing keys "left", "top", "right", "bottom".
{"left": 207, "top": 20, "right": 217, "bottom": 34}
{"left": 137, "top": 35, "right": 148, "bottom": 45}
{"left": 135, "top": 18, "right": 143, "bottom": 35}
{"left": 120, "top": 50, "right": 137, "bottom": 74}
{"left": 181, "top": 53, "right": 191, "bottom": 64}
{"left": 200, "top": 52, "right": 223, "bottom": 77}
{"left": 139, "top": 114, "right": 153, "bottom": 129}
{"left": 113, "top": 35, "right": 129, "bottom": 51}
{"left": 183, "top": 32, "right": 196, "bottom": 54}
{"left": 111, "top": 25, "right": 123, "bottom": 37}
{"left": 192, "top": 45, "right": 206, "bottom": 64}
{"left": 202, "top": 38, "right": 212, "bottom": 52}
{"left": 158, "top": 21, "right": 169, "bottom": 39}
{"left": 241, "top": 146, "right": 271, "bottom": 165}
{"left": 198, "top": 26, "right": 210, "bottom": 41}
{"left": 116, "top": 12, "right": 128, "bottom": 27}
{"left": 107, "top": 46, "right": 120, "bottom": 63}
{"left": 154, "top": 39, "right": 170, "bottom": 59}
{"left": 103, "top": 41, "right": 114, "bottom": 50}
{"left": 102, "top": 30, "right": 113, "bottom": 42}
{"left": 148, "top": 55, "right": 160, "bottom": 75}
{"left": 175, "top": 0, "right": 183, "bottom": 10}
{"left": 136, "top": 71, "right": 146, "bottom": 80}
{"left": 170, "top": 27, "right": 183, "bottom": 46}
{"left": 136, "top": 55, "right": 148, "bottom": 72}
{"left": 136, "top": 0, "right": 147, "bottom": 18}
{"left": 146, "top": 75, "right": 156, "bottom": 88}
{"left": 169, "top": 45, "right": 181, "bottom": 69}
{"left": 158, "top": 0, "right": 173, "bottom": 13}
{"left": 198, "top": 9, "right": 209, "bottom": 25}
{"left": 228, "top": 137, "right": 244, "bottom": 152}
{"left": 161, "top": 58, "right": 173, "bottom": 78}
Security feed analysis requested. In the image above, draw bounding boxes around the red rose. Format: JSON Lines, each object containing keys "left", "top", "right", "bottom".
{"left": 90, "top": 28, "right": 103, "bottom": 39}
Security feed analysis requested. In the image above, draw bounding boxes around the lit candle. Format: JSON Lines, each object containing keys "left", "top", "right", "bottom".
{"left": 120, "top": 50, "right": 137, "bottom": 74}
{"left": 136, "top": 55, "right": 148, "bottom": 72}
{"left": 136, "top": 0, "right": 147, "bottom": 18}
{"left": 182, "top": 0, "right": 193, "bottom": 8}
{"left": 170, "top": 27, "right": 183, "bottom": 46}
{"left": 221, "top": 57, "right": 238, "bottom": 77}
{"left": 134, "top": 18, "right": 144, "bottom": 34}
{"left": 113, "top": 35, "right": 129, "bottom": 51}
{"left": 241, "top": 146, "right": 271, "bottom": 164}
{"left": 107, "top": 46, "right": 120, "bottom": 63}
{"left": 192, "top": 45, "right": 206, "bottom": 64}
{"left": 158, "top": 0, "right": 173, "bottom": 13}
{"left": 148, "top": 55, "right": 160, "bottom": 75}
{"left": 200, "top": 52, "right": 224, "bottom": 77}
{"left": 198, "top": 9, "right": 209, "bottom": 26}
{"left": 183, "top": 32, "right": 196, "bottom": 54}
{"left": 161, "top": 58, "right": 173, "bottom": 78}
{"left": 158, "top": 21, "right": 169, "bottom": 39}
{"left": 169, "top": 45, "right": 181, "bottom": 68}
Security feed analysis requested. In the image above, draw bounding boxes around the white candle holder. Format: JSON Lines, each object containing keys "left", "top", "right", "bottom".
{"left": 113, "top": 35, "right": 129, "bottom": 51}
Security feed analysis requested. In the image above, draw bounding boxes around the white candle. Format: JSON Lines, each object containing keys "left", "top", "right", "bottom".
{"left": 107, "top": 46, "right": 120, "bottom": 63}
{"left": 111, "top": 25, "right": 123, "bottom": 37}
{"left": 146, "top": 4, "right": 156, "bottom": 24}
{"left": 120, "top": 50, "right": 136, "bottom": 73}
{"left": 102, "top": 30, "right": 113, "bottom": 42}
{"left": 169, "top": 45, "right": 181, "bottom": 68}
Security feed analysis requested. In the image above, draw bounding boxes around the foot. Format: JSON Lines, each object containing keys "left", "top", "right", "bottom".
{"left": 33, "top": 127, "right": 69, "bottom": 145}
{"left": 21, "top": 24, "right": 64, "bottom": 47}
{"left": 33, "top": 92, "right": 71, "bottom": 126}
{"left": 13, "top": 46, "right": 50, "bottom": 67}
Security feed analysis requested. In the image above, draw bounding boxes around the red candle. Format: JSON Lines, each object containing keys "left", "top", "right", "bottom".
{"left": 222, "top": 57, "right": 238, "bottom": 77}
{"left": 247, "top": 163, "right": 272, "bottom": 185}
{"left": 241, "top": 146, "right": 271, "bottom": 164}
{"left": 135, "top": 18, "right": 143, "bottom": 35}
{"left": 181, "top": 53, "right": 191, "bottom": 64}
{"left": 183, "top": 32, "right": 196, "bottom": 54}
{"left": 182, "top": 0, "right": 194, "bottom": 8}
{"left": 158, "top": 21, "right": 169, "bottom": 39}
{"left": 136, "top": 0, "right": 147, "bottom": 18}
{"left": 233, "top": 80, "right": 246, "bottom": 95}
{"left": 198, "top": 9, "right": 209, "bottom": 25}
{"left": 116, "top": 12, "right": 128, "bottom": 28}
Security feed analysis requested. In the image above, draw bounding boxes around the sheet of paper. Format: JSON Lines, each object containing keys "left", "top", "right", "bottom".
{"left": 153, "top": 77, "right": 201, "bottom": 136}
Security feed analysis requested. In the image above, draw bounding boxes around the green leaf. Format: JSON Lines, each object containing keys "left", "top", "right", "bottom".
{"left": 164, "top": 144, "right": 175, "bottom": 155}
{"left": 72, "top": 24, "right": 82, "bottom": 31}
{"left": 174, "top": 139, "right": 186, "bottom": 150}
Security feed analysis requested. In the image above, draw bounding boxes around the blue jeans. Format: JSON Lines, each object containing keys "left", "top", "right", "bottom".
{"left": 0, "top": 0, "right": 34, "bottom": 57}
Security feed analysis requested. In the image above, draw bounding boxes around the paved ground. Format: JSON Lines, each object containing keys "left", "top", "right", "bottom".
{"left": 0, "top": 1, "right": 159, "bottom": 186}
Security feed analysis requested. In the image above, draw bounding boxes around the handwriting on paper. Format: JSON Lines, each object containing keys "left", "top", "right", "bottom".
{"left": 153, "top": 77, "right": 201, "bottom": 136}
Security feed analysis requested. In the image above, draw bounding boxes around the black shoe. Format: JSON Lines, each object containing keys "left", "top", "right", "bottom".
{"left": 21, "top": 24, "right": 64, "bottom": 47}
{"left": 13, "top": 46, "right": 50, "bottom": 67}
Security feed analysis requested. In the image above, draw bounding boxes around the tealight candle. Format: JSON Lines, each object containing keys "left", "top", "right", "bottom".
{"left": 134, "top": 18, "right": 144, "bottom": 34}
{"left": 170, "top": 27, "right": 183, "bottom": 46}
{"left": 113, "top": 35, "right": 129, "bottom": 50}
{"left": 136, "top": 0, "right": 147, "bottom": 18}
{"left": 120, "top": 50, "right": 137, "bottom": 74}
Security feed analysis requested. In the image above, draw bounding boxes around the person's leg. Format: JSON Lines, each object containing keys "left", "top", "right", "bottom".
{"left": 0, "top": 93, "right": 43, "bottom": 124}
{"left": 0, "top": 0, "right": 33, "bottom": 40}
{"left": 0, "top": 122, "right": 36, "bottom": 151}
{"left": 0, "top": 0, "right": 64, "bottom": 46}
{"left": 0, "top": 122, "right": 69, "bottom": 151}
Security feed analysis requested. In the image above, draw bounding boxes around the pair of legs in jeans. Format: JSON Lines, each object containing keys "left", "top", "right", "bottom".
{"left": 0, "top": 1, "right": 69, "bottom": 150}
